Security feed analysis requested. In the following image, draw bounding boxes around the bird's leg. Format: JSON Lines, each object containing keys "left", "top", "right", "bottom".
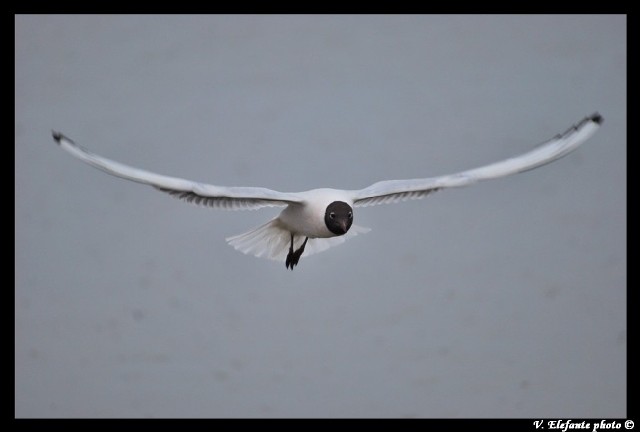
{"left": 285, "top": 235, "right": 309, "bottom": 270}
{"left": 286, "top": 233, "right": 295, "bottom": 270}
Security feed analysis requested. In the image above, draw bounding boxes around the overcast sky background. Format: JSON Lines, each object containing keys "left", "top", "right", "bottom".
{"left": 15, "top": 15, "right": 626, "bottom": 418}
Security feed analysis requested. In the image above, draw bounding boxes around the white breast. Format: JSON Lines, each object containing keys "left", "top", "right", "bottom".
{"left": 278, "top": 188, "right": 354, "bottom": 238}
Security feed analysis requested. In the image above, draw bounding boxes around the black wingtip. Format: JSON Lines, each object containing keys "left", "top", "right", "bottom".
{"left": 52, "top": 130, "right": 75, "bottom": 145}
{"left": 52, "top": 130, "right": 63, "bottom": 144}
{"left": 590, "top": 113, "right": 604, "bottom": 125}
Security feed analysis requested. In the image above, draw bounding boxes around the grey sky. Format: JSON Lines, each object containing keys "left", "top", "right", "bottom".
{"left": 15, "top": 15, "right": 625, "bottom": 418}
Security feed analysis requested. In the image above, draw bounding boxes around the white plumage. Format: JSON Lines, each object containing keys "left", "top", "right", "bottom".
{"left": 226, "top": 218, "right": 371, "bottom": 261}
{"left": 53, "top": 113, "right": 602, "bottom": 269}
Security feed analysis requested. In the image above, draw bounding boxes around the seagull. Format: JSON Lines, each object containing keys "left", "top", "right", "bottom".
{"left": 52, "top": 113, "right": 602, "bottom": 270}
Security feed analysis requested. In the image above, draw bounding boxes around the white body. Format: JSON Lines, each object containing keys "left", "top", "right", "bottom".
{"left": 279, "top": 188, "right": 354, "bottom": 238}
{"left": 227, "top": 189, "right": 370, "bottom": 261}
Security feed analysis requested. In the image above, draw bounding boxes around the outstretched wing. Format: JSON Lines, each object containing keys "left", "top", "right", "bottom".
{"left": 52, "top": 132, "right": 304, "bottom": 210}
{"left": 351, "top": 113, "right": 603, "bottom": 207}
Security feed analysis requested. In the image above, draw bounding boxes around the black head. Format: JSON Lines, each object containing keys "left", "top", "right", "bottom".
{"left": 324, "top": 201, "right": 353, "bottom": 236}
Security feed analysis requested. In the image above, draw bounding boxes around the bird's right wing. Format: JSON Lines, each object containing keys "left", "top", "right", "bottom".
{"left": 351, "top": 113, "right": 603, "bottom": 207}
{"left": 52, "top": 132, "right": 305, "bottom": 210}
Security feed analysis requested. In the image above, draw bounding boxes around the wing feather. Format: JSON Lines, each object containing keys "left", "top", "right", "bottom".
{"left": 52, "top": 132, "right": 304, "bottom": 210}
{"left": 351, "top": 113, "right": 603, "bottom": 207}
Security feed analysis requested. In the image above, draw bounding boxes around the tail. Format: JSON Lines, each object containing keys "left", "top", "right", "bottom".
{"left": 226, "top": 217, "right": 371, "bottom": 262}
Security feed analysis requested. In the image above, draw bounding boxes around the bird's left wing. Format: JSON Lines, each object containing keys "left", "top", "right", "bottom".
{"left": 52, "top": 132, "right": 305, "bottom": 210}
{"left": 350, "top": 113, "right": 603, "bottom": 207}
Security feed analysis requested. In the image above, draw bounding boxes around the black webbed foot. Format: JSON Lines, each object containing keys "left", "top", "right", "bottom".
{"left": 285, "top": 235, "right": 308, "bottom": 270}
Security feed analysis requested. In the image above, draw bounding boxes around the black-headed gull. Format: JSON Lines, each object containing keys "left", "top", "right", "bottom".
{"left": 53, "top": 113, "right": 602, "bottom": 269}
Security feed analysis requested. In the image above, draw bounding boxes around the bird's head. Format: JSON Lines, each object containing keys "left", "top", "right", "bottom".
{"left": 324, "top": 201, "right": 353, "bottom": 236}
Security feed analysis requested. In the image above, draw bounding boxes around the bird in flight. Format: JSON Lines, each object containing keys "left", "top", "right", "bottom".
{"left": 53, "top": 113, "right": 602, "bottom": 270}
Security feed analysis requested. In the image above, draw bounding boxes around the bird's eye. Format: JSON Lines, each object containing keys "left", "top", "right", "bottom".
{"left": 329, "top": 212, "right": 335, "bottom": 219}
{"left": 348, "top": 212, "right": 352, "bottom": 219}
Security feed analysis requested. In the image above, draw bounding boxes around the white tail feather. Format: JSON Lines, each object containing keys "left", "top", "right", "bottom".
{"left": 226, "top": 218, "right": 371, "bottom": 262}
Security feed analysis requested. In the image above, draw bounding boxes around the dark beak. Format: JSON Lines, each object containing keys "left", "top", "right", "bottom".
{"left": 338, "top": 220, "right": 348, "bottom": 234}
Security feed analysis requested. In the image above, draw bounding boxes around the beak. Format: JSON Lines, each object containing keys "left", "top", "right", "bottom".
{"left": 338, "top": 220, "right": 348, "bottom": 234}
